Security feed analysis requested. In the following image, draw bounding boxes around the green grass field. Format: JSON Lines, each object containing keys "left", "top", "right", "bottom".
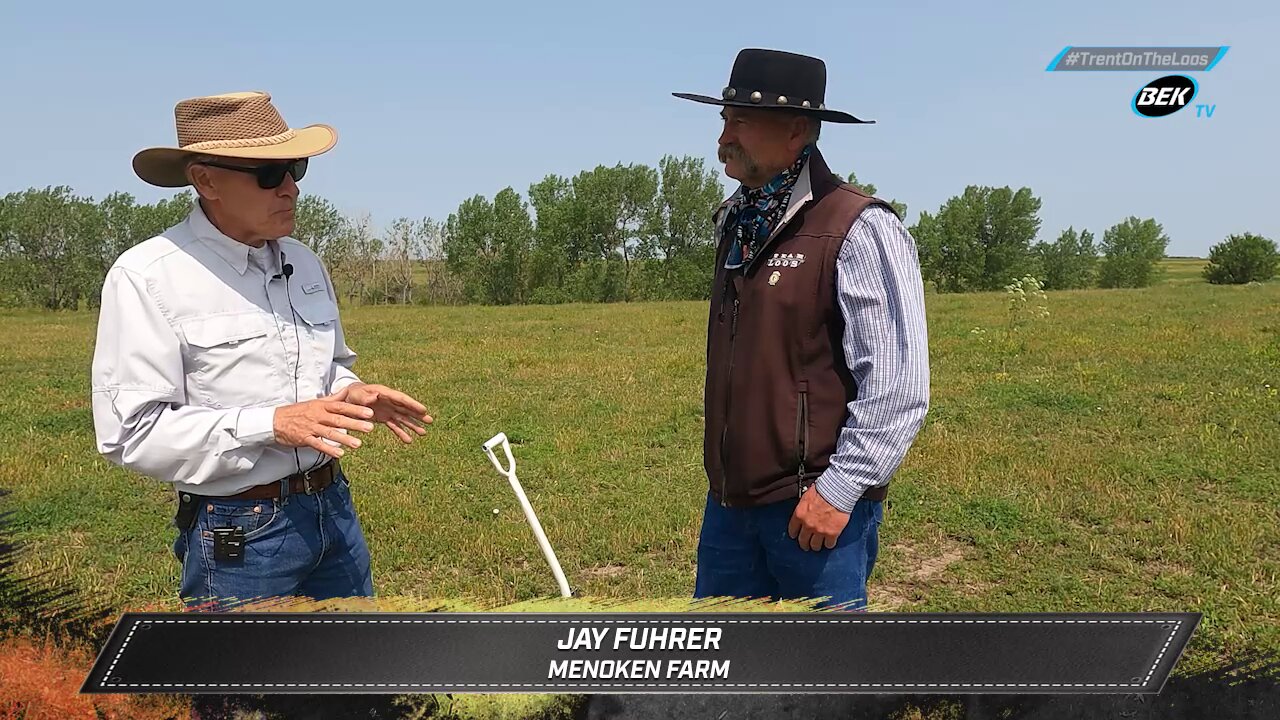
{"left": 2, "top": 258, "right": 1277, "bottom": 679}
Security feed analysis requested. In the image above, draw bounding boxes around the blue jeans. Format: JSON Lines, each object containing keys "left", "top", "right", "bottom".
{"left": 173, "top": 470, "right": 373, "bottom": 610}
{"left": 694, "top": 490, "right": 883, "bottom": 609}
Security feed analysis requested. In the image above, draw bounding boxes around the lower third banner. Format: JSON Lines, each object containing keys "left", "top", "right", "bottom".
{"left": 82, "top": 612, "right": 1198, "bottom": 694}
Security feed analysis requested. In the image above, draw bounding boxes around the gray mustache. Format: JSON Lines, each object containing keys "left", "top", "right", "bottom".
{"left": 719, "top": 144, "right": 746, "bottom": 162}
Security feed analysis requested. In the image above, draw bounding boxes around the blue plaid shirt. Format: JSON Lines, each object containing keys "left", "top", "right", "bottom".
{"left": 813, "top": 204, "right": 931, "bottom": 511}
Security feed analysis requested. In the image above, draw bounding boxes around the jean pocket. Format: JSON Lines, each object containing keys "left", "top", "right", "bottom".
{"left": 333, "top": 471, "right": 355, "bottom": 498}
{"left": 865, "top": 499, "right": 885, "bottom": 537}
{"left": 201, "top": 498, "right": 281, "bottom": 541}
{"left": 173, "top": 529, "right": 188, "bottom": 563}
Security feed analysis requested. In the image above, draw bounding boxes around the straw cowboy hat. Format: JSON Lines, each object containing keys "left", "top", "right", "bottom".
{"left": 132, "top": 91, "right": 338, "bottom": 188}
{"left": 673, "top": 48, "right": 873, "bottom": 124}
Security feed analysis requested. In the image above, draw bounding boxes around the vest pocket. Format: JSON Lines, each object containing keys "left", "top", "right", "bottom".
{"left": 795, "top": 380, "right": 810, "bottom": 480}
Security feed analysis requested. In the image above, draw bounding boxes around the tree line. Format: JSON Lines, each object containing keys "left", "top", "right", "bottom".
{"left": 1, "top": 160, "right": 1274, "bottom": 310}
{"left": 910, "top": 185, "right": 1276, "bottom": 291}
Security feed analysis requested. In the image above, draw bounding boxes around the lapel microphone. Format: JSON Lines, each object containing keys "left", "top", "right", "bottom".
{"left": 273, "top": 251, "right": 294, "bottom": 280}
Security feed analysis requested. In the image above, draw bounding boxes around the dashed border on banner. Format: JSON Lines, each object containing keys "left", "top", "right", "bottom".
{"left": 96, "top": 617, "right": 1184, "bottom": 690}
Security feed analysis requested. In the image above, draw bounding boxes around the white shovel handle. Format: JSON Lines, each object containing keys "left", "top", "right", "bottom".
{"left": 483, "top": 432, "right": 516, "bottom": 477}
{"left": 482, "top": 433, "right": 572, "bottom": 598}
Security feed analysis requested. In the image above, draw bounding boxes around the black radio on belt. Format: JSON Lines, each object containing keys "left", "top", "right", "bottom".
{"left": 212, "top": 526, "right": 246, "bottom": 561}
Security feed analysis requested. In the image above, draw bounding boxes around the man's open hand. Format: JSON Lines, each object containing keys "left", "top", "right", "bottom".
{"left": 788, "top": 487, "right": 851, "bottom": 551}
{"left": 273, "top": 393, "right": 376, "bottom": 459}
{"left": 343, "top": 382, "right": 433, "bottom": 443}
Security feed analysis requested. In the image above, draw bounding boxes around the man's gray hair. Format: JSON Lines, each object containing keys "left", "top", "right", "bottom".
{"left": 184, "top": 154, "right": 218, "bottom": 189}
{"left": 806, "top": 117, "right": 822, "bottom": 144}
{"left": 185, "top": 153, "right": 216, "bottom": 169}
{"left": 784, "top": 111, "right": 821, "bottom": 144}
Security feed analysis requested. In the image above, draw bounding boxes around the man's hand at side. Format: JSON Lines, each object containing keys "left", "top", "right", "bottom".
{"left": 343, "top": 382, "right": 433, "bottom": 444}
{"left": 273, "top": 390, "right": 377, "bottom": 459}
{"left": 788, "top": 487, "right": 851, "bottom": 551}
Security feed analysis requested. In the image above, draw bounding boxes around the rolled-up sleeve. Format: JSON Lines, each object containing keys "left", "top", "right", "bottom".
{"left": 813, "top": 206, "right": 931, "bottom": 512}
{"left": 90, "top": 266, "right": 277, "bottom": 485}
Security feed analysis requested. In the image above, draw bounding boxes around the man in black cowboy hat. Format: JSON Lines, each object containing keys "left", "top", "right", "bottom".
{"left": 675, "top": 49, "right": 930, "bottom": 609}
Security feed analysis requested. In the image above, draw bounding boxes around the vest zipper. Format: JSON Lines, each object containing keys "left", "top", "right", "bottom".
{"left": 720, "top": 294, "right": 739, "bottom": 506}
{"left": 796, "top": 380, "right": 809, "bottom": 496}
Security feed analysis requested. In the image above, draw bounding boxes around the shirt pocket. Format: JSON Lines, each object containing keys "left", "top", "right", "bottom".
{"left": 179, "top": 311, "right": 274, "bottom": 407}
{"left": 292, "top": 297, "right": 339, "bottom": 387}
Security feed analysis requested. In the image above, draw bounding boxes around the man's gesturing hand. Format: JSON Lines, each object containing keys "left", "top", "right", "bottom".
{"left": 273, "top": 390, "right": 377, "bottom": 459}
{"left": 343, "top": 382, "right": 433, "bottom": 444}
{"left": 788, "top": 487, "right": 851, "bottom": 551}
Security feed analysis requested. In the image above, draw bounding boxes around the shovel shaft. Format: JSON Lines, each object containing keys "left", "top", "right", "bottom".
{"left": 484, "top": 433, "right": 572, "bottom": 598}
{"left": 506, "top": 473, "right": 572, "bottom": 598}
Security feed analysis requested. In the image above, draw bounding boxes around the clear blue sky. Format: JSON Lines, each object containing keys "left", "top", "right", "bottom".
{"left": 2, "top": 0, "right": 1275, "bottom": 257}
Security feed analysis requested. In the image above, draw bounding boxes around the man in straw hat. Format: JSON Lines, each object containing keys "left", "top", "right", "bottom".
{"left": 91, "top": 91, "right": 432, "bottom": 609}
{"left": 675, "top": 49, "right": 930, "bottom": 609}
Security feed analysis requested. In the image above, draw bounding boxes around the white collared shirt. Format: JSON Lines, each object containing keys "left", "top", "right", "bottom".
{"left": 91, "top": 201, "right": 362, "bottom": 497}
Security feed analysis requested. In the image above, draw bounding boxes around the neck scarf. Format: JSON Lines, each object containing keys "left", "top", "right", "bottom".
{"left": 723, "top": 145, "right": 812, "bottom": 269}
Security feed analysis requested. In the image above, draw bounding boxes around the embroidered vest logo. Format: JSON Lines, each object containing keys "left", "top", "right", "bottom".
{"left": 766, "top": 252, "right": 806, "bottom": 268}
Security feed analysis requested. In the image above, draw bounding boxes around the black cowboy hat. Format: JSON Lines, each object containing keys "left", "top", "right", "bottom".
{"left": 673, "top": 48, "right": 872, "bottom": 124}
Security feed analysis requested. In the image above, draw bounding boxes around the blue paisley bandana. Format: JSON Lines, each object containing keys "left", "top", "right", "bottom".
{"left": 723, "top": 145, "right": 812, "bottom": 269}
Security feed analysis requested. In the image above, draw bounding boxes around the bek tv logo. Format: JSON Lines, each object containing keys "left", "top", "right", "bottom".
{"left": 1132, "top": 75, "right": 1199, "bottom": 117}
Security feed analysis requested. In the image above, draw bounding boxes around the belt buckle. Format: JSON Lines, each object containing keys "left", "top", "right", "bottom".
{"left": 302, "top": 469, "right": 317, "bottom": 495}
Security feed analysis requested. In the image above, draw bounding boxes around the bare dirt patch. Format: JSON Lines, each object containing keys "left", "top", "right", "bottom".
{"left": 872, "top": 539, "right": 974, "bottom": 610}
{"left": 584, "top": 564, "right": 627, "bottom": 578}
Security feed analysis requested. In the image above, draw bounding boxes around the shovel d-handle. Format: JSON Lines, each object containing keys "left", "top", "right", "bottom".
{"left": 483, "top": 432, "right": 516, "bottom": 477}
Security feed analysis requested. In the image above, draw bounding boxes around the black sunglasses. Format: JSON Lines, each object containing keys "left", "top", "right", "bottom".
{"left": 197, "top": 158, "right": 308, "bottom": 189}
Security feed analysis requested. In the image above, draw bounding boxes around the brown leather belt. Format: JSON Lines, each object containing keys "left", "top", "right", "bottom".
{"left": 861, "top": 483, "right": 889, "bottom": 502}
{"left": 227, "top": 461, "right": 339, "bottom": 500}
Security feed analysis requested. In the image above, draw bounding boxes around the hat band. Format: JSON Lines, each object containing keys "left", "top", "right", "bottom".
{"left": 183, "top": 128, "right": 298, "bottom": 151}
{"left": 723, "top": 86, "right": 824, "bottom": 110}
